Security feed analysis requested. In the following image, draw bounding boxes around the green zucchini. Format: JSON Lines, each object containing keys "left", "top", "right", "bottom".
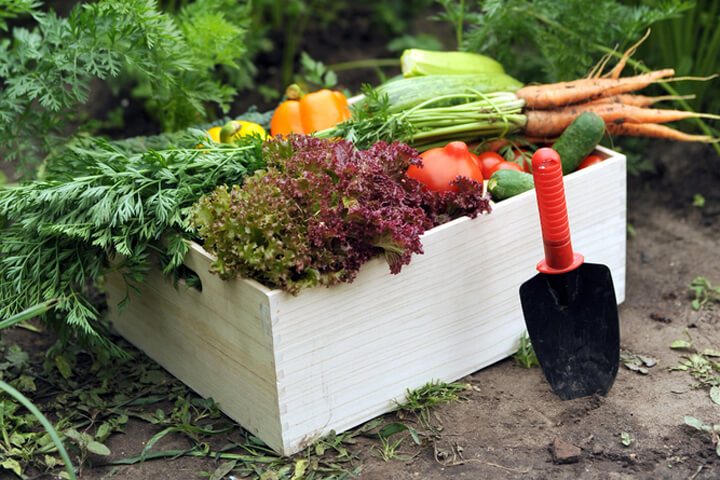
{"left": 374, "top": 73, "right": 524, "bottom": 114}
{"left": 488, "top": 169, "right": 535, "bottom": 201}
{"left": 401, "top": 49, "right": 506, "bottom": 77}
{"left": 553, "top": 112, "right": 606, "bottom": 175}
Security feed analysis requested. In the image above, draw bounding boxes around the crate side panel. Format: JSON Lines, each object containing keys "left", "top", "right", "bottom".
{"left": 271, "top": 152, "right": 627, "bottom": 453}
{"left": 106, "top": 259, "right": 285, "bottom": 452}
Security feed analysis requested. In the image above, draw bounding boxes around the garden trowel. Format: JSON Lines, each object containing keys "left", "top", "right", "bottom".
{"left": 519, "top": 147, "right": 620, "bottom": 400}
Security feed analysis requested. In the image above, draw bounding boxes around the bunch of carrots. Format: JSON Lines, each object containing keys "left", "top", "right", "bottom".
{"left": 516, "top": 39, "right": 718, "bottom": 143}
{"left": 273, "top": 37, "right": 717, "bottom": 152}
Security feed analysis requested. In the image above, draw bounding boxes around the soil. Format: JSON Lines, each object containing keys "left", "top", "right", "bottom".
{"left": 3, "top": 7, "right": 720, "bottom": 479}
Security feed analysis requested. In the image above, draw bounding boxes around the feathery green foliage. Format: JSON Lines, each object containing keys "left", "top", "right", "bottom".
{"left": 633, "top": 0, "right": 720, "bottom": 134}
{"left": 461, "top": 0, "right": 693, "bottom": 83}
{"left": 0, "top": 0, "right": 41, "bottom": 30}
{"left": 0, "top": 130, "right": 265, "bottom": 354}
{"left": 0, "top": 0, "right": 251, "bottom": 172}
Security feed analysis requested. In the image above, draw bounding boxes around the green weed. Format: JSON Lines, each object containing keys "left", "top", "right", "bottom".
{"left": 372, "top": 434, "right": 419, "bottom": 462}
{"left": 693, "top": 194, "right": 706, "bottom": 208}
{"left": 513, "top": 333, "right": 539, "bottom": 368}
{"left": 669, "top": 331, "right": 720, "bottom": 405}
{"left": 393, "top": 380, "right": 469, "bottom": 433}
{"left": 689, "top": 276, "right": 720, "bottom": 310}
{"left": 395, "top": 380, "right": 468, "bottom": 413}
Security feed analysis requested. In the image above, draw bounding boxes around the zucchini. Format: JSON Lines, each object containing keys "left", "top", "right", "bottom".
{"left": 553, "top": 112, "right": 606, "bottom": 175}
{"left": 487, "top": 169, "right": 535, "bottom": 201}
{"left": 374, "top": 73, "right": 524, "bottom": 114}
{"left": 401, "top": 49, "right": 506, "bottom": 77}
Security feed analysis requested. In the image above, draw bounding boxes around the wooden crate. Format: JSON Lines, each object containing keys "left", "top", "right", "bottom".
{"left": 105, "top": 146, "right": 627, "bottom": 456}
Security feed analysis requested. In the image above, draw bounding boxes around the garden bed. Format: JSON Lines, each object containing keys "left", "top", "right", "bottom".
{"left": 105, "top": 147, "right": 626, "bottom": 456}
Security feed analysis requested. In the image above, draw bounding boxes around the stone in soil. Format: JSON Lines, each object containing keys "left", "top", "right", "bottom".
{"left": 551, "top": 437, "right": 583, "bottom": 464}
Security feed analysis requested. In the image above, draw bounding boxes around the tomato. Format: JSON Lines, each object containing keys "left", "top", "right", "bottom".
{"left": 407, "top": 141, "right": 483, "bottom": 192}
{"left": 489, "top": 160, "right": 524, "bottom": 176}
{"left": 475, "top": 151, "right": 504, "bottom": 179}
{"left": 578, "top": 154, "right": 604, "bottom": 170}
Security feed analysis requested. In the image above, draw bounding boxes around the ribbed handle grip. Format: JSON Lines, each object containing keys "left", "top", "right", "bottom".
{"left": 531, "top": 148, "right": 583, "bottom": 274}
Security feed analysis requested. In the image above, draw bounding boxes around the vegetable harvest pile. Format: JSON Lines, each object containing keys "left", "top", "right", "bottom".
{"left": 1, "top": 40, "right": 717, "bottom": 351}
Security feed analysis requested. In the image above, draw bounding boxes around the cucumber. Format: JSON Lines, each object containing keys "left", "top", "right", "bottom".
{"left": 373, "top": 73, "right": 524, "bottom": 114}
{"left": 552, "top": 112, "right": 606, "bottom": 175}
{"left": 488, "top": 169, "right": 535, "bottom": 201}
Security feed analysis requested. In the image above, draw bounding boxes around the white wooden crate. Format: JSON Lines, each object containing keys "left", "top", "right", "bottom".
{"left": 105, "top": 146, "right": 626, "bottom": 456}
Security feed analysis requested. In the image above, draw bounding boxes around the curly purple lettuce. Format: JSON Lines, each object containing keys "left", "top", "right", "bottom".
{"left": 190, "top": 135, "right": 491, "bottom": 294}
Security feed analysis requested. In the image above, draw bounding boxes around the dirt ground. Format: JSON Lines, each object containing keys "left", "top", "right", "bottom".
{"left": 3, "top": 140, "right": 719, "bottom": 480}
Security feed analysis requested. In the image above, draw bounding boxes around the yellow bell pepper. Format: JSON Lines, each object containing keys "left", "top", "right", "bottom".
{"left": 219, "top": 120, "right": 268, "bottom": 143}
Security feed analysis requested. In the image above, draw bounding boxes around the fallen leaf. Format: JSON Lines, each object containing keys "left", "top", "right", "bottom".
{"left": 210, "top": 460, "right": 237, "bottom": 480}
{"left": 670, "top": 340, "right": 694, "bottom": 350}
{"left": 710, "top": 386, "right": 720, "bottom": 405}
{"left": 87, "top": 440, "right": 111, "bottom": 456}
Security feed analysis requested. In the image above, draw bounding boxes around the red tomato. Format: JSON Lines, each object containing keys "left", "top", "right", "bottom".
{"left": 406, "top": 141, "right": 484, "bottom": 192}
{"left": 578, "top": 154, "right": 604, "bottom": 170}
{"left": 489, "top": 160, "right": 524, "bottom": 176}
{"left": 475, "top": 151, "right": 504, "bottom": 179}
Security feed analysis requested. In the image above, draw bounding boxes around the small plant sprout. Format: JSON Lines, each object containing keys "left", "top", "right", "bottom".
{"left": 513, "top": 333, "right": 539, "bottom": 368}
{"left": 669, "top": 332, "right": 720, "bottom": 404}
{"left": 689, "top": 277, "right": 720, "bottom": 310}
{"left": 670, "top": 329, "right": 696, "bottom": 351}
{"left": 372, "top": 434, "right": 419, "bottom": 462}
{"left": 620, "top": 432, "right": 634, "bottom": 447}
{"left": 693, "top": 193, "right": 706, "bottom": 208}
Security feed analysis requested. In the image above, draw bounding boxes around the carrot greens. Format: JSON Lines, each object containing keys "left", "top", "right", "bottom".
{"left": 460, "top": 0, "right": 693, "bottom": 83}
{"left": 0, "top": 0, "right": 252, "bottom": 173}
{"left": 319, "top": 85, "right": 525, "bottom": 150}
{"left": 0, "top": 131, "right": 266, "bottom": 354}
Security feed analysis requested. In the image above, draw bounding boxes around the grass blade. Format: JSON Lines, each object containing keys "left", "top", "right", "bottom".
{"left": 0, "top": 300, "right": 57, "bottom": 330}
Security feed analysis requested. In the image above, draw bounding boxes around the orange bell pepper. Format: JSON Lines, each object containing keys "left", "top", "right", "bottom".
{"left": 270, "top": 88, "right": 351, "bottom": 136}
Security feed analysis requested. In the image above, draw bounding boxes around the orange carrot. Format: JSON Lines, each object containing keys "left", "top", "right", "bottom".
{"left": 601, "top": 29, "right": 651, "bottom": 80}
{"left": 582, "top": 93, "right": 696, "bottom": 107}
{"left": 516, "top": 69, "right": 675, "bottom": 109}
{"left": 523, "top": 110, "right": 594, "bottom": 138}
{"left": 524, "top": 103, "right": 718, "bottom": 138}
{"left": 605, "top": 123, "right": 718, "bottom": 142}
{"left": 563, "top": 102, "right": 716, "bottom": 122}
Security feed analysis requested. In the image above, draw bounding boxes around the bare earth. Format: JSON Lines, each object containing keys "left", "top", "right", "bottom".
{"left": 3, "top": 140, "right": 720, "bottom": 480}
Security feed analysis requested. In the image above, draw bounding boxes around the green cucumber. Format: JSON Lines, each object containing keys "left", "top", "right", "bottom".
{"left": 488, "top": 169, "right": 535, "bottom": 201}
{"left": 374, "top": 73, "right": 524, "bottom": 114}
{"left": 552, "top": 112, "right": 606, "bottom": 175}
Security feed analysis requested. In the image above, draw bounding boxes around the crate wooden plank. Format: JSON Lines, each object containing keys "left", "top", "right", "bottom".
{"left": 106, "top": 255, "right": 286, "bottom": 450}
{"left": 106, "top": 146, "right": 626, "bottom": 456}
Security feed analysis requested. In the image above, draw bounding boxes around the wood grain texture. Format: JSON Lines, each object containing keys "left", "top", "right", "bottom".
{"left": 106, "top": 147, "right": 626, "bottom": 455}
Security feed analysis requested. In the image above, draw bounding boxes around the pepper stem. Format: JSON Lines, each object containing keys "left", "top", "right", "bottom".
{"left": 285, "top": 83, "right": 303, "bottom": 100}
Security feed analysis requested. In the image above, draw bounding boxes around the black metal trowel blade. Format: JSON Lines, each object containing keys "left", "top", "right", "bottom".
{"left": 519, "top": 262, "right": 620, "bottom": 400}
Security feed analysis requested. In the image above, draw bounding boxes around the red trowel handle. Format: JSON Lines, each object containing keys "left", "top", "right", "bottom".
{"left": 531, "top": 148, "right": 584, "bottom": 274}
